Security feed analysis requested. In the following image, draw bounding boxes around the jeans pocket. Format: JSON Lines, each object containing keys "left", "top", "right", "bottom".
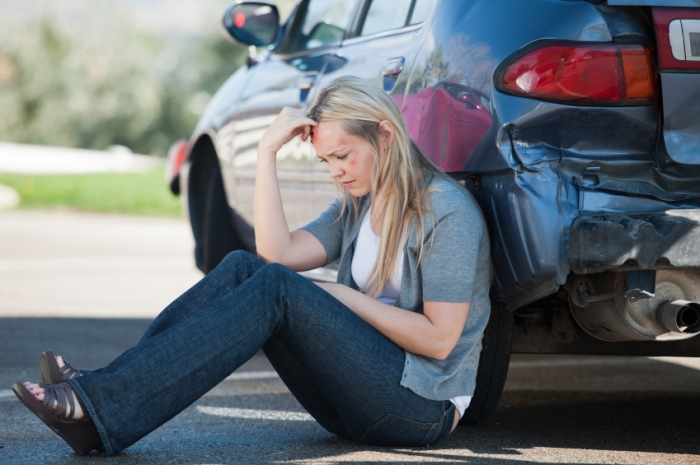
{"left": 359, "top": 414, "right": 439, "bottom": 447}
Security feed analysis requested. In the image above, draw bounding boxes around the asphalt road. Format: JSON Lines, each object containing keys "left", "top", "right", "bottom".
{"left": 1, "top": 210, "right": 699, "bottom": 464}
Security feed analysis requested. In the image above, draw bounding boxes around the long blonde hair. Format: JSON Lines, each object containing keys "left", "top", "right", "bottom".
{"left": 309, "top": 76, "right": 445, "bottom": 298}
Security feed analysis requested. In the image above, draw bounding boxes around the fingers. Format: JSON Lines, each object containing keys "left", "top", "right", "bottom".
{"left": 279, "top": 107, "right": 316, "bottom": 125}
{"left": 259, "top": 107, "right": 318, "bottom": 155}
{"left": 278, "top": 107, "right": 317, "bottom": 141}
{"left": 300, "top": 119, "right": 318, "bottom": 143}
{"left": 300, "top": 123, "right": 313, "bottom": 142}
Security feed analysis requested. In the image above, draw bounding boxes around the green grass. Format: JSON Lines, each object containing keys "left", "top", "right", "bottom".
{"left": 0, "top": 169, "right": 183, "bottom": 217}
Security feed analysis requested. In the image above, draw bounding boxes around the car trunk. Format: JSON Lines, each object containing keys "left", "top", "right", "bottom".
{"left": 607, "top": 0, "right": 700, "bottom": 164}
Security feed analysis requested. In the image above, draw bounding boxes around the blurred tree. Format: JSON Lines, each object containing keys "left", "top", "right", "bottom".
{"left": 0, "top": 7, "right": 248, "bottom": 156}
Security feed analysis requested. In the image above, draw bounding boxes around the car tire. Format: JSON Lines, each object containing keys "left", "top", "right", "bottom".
{"left": 188, "top": 143, "right": 243, "bottom": 274}
{"left": 459, "top": 298, "right": 513, "bottom": 424}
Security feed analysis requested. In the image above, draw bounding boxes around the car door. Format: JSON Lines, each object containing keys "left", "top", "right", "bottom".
{"left": 228, "top": 0, "right": 361, "bottom": 231}
{"left": 312, "top": 0, "right": 436, "bottom": 212}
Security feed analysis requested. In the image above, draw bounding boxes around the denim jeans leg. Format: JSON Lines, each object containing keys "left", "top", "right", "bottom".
{"left": 139, "top": 250, "right": 265, "bottom": 341}
{"left": 69, "top": 261, "right": 452, "bottom": 455}
{"left": 260, "top": 278, "right": 454, "bottom": 447}
{"left": 69, "top": 261, "right": 333, "bottom": 454}
{"left": 262, "top": 337, "right": 351, "bottom": 439}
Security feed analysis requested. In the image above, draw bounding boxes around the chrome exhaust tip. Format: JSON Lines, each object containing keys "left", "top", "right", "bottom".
{"left": 660, "top": 300, "right": 700, "bottom": 335}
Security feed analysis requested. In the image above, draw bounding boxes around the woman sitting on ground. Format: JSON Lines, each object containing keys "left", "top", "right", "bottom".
{"left": 13, "top": 76, "right": 491, "bottom": 456}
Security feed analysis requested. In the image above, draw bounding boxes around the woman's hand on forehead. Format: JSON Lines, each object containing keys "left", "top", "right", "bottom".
{"left": 258, "top": 107, "right": 317, "bottom": 156}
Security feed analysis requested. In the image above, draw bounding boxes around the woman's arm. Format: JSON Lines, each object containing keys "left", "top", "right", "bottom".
{"left": 317, "top": 282, "right": 469, "bottom": 360}
{"left": 254, "top": 108, "right": 327, "bottom": 271}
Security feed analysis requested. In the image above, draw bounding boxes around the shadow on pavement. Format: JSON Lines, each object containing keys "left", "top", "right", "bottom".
{"left": 1, "top": 317, "right": 699, "bottom": 464}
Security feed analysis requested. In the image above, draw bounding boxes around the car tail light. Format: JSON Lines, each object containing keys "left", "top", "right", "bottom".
{"left": 166, "top": 138, "right": 188, "bottom": 195}
{"left": 501, "top": 43, "right": 658, "bottom": 105}
{"left": 653, "top": 8, "right": 700, "bottom": 71}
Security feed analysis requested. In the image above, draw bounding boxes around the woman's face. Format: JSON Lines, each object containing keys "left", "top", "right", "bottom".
{"left": 311, "top": 120, "right": 377, "bottom": 197}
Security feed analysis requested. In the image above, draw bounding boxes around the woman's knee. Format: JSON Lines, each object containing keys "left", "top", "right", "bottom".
{"left": 258, "top": 262, "right": 295, "bottom": 281}
{"left": 253, "top": 263, "right": 306, "bottom": 299}
{"left": 218, "top": 250, "right": 264, "bottom": 272}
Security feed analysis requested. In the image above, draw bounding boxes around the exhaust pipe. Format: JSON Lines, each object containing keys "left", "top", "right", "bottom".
{"left": 569, "top": 270, "right": 700, "bottom": 341}
{"left": 660, "top": 300, "right": 700, "bottom": 335}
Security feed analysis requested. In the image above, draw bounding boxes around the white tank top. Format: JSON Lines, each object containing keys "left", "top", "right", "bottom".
{"left": 351, "top": 209, "right": 403, "bottom": 304}
{"left": 350, "top": 208, "right": 472, "bottom": 418}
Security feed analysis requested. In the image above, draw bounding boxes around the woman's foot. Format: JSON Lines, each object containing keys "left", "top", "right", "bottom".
{"left": 55, "top": 355, "right": 66, "bottom": 367}
{"left": 40, "top": 349, "right": 83, "bottom": 385}
{"left": 12, "top": 380, "right": 102, "bottom": 455}
{"left": 21, "top": 381, "right": 84, "bottom": 419}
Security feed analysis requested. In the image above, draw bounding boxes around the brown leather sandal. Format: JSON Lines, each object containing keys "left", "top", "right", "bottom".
{"left": 40, "top": 349, "right": 82, "bottom": 385}
{"left": 12, "top": 381, "right": 103, "bottom": 455}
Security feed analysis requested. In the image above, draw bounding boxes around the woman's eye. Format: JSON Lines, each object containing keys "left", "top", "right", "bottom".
{"left": 318, "top": 158, "right": 328, "bottom": 164}
{"left": 336, "top": 154, "right": 348, "bottom": 160}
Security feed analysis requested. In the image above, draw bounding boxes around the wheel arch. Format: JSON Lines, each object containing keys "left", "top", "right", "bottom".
{"left": 185, "top": 131, "right": 244, "bottom": 273}
{"left": 187, "top": 132, "right": 219, "bottom": 249}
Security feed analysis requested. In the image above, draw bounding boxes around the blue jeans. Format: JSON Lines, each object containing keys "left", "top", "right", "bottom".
{"left": 69, "top": 251, "right": 455, "bottom": 455}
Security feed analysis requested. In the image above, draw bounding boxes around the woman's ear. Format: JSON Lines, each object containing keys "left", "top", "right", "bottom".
{"left": 378, "top": 120, "right": 394, "bottom": 150}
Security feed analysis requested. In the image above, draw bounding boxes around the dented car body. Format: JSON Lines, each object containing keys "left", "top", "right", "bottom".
{"left": 172, "top": 0, "right": 700, "bottom": 417}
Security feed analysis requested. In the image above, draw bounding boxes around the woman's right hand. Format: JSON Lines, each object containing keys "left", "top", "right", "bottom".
{"left": 253, "top": 106, "right": 328, "bottom": 271}
{"left": 258, "top": 107, "right": 317, "bottom": 158}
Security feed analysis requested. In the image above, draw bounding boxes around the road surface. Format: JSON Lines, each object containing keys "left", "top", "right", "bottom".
{"left": 1, "top": 210, "right": 698, "bottom": 464}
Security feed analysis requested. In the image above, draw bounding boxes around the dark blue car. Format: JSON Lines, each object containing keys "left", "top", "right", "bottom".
{"left": 168, "top": 0, "right": 700, "bottom": 423}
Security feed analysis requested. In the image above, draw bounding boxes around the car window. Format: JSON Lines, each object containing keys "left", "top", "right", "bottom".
{"left": 301, "top": 0, "right": 357, "bottom": 50}
{"left": 361, "top": 0, "right": 413, "bottom": 36}
{"left": 409, "top": 0, "right": 436, "bottom": 25}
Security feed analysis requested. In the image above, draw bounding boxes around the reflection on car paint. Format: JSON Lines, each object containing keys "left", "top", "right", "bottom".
{"left": 403, "top": 82, "right": 492, "bottom": 171}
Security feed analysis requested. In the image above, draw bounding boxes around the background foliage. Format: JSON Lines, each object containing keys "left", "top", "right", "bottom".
{"left": 0, "top": 1, "right": 256, "bottom": 156}
{"left": 0, "top": 170, "right": 183, "bottom": 217}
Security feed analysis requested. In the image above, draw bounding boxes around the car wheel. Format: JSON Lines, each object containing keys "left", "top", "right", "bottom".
{"left": 460, "top": 298, "right": 513, "bottom": 424}
{"left": 188, "top": 141, "right": 243, "bottom": 274}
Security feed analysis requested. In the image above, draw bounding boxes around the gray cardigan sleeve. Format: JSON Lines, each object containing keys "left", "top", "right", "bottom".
{"left": 299, "top": 198, "right": 345, "bottom": 266}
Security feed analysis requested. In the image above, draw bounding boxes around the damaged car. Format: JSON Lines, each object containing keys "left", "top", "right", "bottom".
{"left": 167, "top": 0, "right": 700, "bottom": 423}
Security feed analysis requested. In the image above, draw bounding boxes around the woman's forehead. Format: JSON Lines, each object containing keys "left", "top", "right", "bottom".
{"left": 312, "top": 121, "right": 354, "bottom": 152}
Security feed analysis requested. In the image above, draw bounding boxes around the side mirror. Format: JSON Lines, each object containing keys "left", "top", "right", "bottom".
{"left": 222, "top": 2, "right": 280, "bottom": 47}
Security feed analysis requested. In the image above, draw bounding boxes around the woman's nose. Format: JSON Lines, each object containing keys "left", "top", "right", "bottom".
{"left": 329, "top": 165, "right": 343, "bottom": 178}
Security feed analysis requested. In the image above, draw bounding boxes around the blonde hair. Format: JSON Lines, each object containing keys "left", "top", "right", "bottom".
{"left": 309, "top": 76, "right": 445, "bottom": 298}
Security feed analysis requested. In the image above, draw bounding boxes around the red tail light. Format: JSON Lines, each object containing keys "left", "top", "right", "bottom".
{"left": 166, "top": 138, "right": 188, "bottom": 195}
{"left": 501, "top": 43, "right": 658, "bottom": 105}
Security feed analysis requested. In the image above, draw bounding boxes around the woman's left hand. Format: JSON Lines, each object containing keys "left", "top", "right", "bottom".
{"left": 315, "top": 283, "right": 469, "bottom": 361}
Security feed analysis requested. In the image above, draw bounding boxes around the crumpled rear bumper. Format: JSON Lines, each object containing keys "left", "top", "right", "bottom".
{"left": 569, "top": 209, "right": 700, "bottom": 274}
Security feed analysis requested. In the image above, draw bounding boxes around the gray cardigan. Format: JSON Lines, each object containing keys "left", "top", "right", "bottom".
{"left": 300, "top": 176, "right": 491, "bottom": 400}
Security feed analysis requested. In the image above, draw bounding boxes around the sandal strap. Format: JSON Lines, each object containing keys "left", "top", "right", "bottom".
{"left": 40, "top": 382, "right": 83, "bottom": 421}
{"left": 59, "top": 362, "right": 82, "bottom": 380}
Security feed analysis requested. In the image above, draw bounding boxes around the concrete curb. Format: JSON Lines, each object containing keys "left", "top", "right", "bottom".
{"left": 0, "top": 142, "right": 162, "bottom": 174}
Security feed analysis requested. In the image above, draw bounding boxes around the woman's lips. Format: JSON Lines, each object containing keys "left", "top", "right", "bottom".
{"left": 342, "top": 181, "right": 355, "bottom": 188}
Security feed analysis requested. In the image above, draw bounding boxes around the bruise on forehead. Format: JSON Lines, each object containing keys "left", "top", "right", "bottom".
{"left": 312, "top": 120, "right": 355, "bottom": 158}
